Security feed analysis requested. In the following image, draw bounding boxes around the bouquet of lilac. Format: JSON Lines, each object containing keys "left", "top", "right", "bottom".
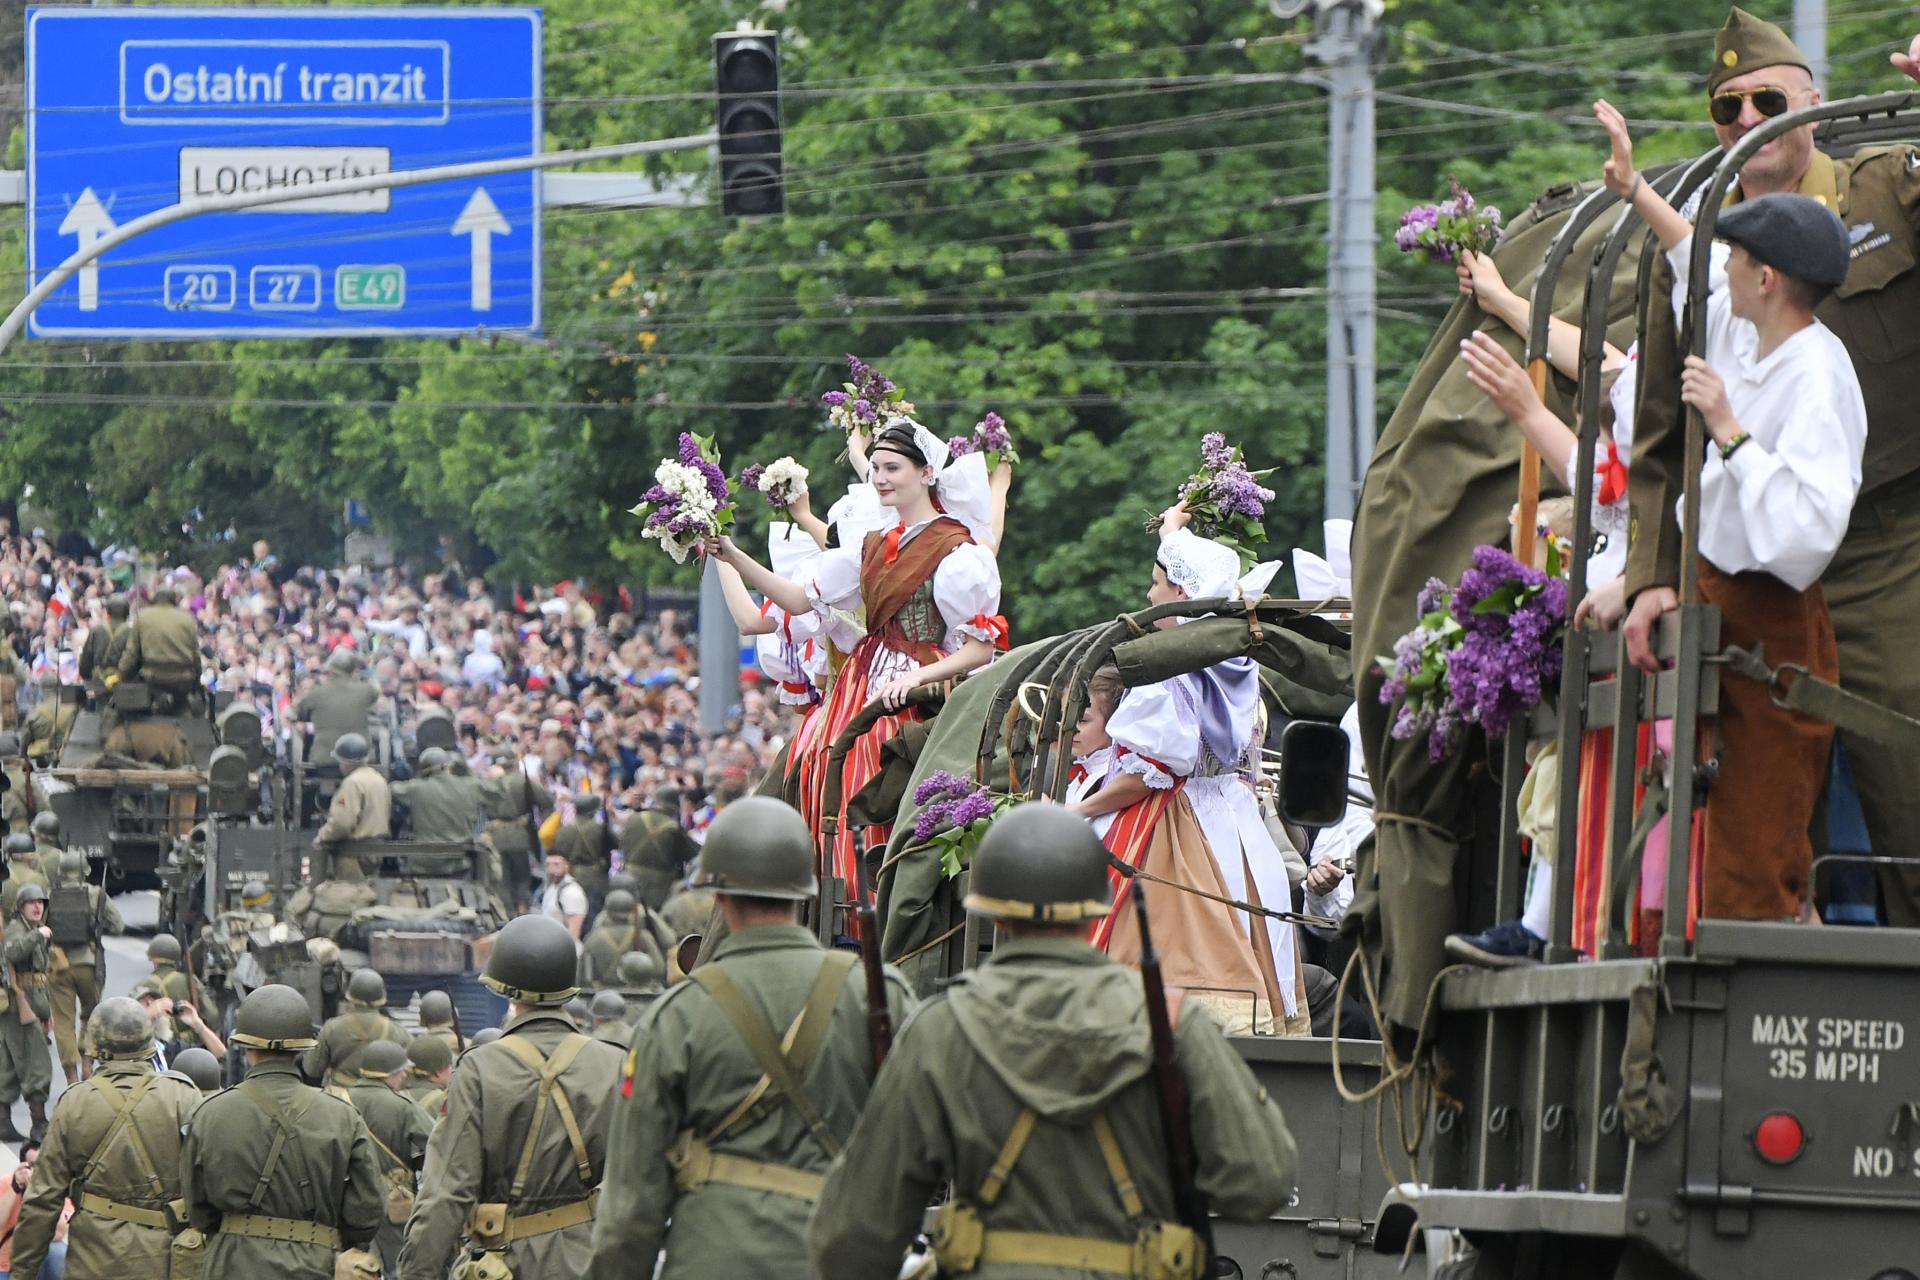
{"left": 628, "top": 433, "right": 735, "bottom": 564}
{"left": 911, "top": 769, "right": 1013, "bottom": 878}
{"left": 947, "top": 411, "right": 1020, "bottom": 470}
{"left": 1378, "top": 542, "right": 1567, "bottom": 760}
{"left": 737, "top": 456, "right": 810, "bottom": 511}
{"left": 1143, "top": 432, "right": 1276, "bottom": 565}
{"left": 820, "top": 354, "right": 916, "bottom": 436}
{"left": 1394, "top": 176, "right": 1503, "bottom": 266}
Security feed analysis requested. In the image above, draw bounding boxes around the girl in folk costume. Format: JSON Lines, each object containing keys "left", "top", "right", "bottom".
{"left": 1071, "top": 505, "right": 1309, "bottom": 1036}
{"left": 706, "top": 418, "right": 1008, "bottom": 901}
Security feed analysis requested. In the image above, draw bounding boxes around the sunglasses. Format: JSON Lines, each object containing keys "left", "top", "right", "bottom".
{"left": 1709, "top": 85, "right": 1792, "bottom": 127}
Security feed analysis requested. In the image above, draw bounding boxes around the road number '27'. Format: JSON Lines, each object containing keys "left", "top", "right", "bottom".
{"left": 262, "top": 273, "right": 303, "bottom": 304}
{"left": 1771, "top": 1048, "right": 1808, "bottom": 1080}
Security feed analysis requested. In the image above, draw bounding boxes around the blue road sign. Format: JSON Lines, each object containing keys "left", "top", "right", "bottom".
{"left": 25, "top": 6, "right": 543, "bottom": 339}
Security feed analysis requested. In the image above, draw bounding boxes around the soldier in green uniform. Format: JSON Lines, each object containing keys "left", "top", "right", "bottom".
{"left": 0, "top": 734, "right": 27, "bottom": 837}
{"left": 77, "top": 595, "right": 128, "bottom": 688}
{"left": 618, "top": 789, "right": 697, "bottom": 911}
{"left": 11, "top": 996, "right": 202, "bottom": 1280}
{"left": 392, "top": 746, "right": 484, "bottom": 875}
{"left": 29, "top": 811, "right": 62, "bottom": 878}
{"left": 295, "top": 647, "right": 379, "bottom": 763}
{"left": 417, "top": 989, "right": 463, "bottom": 1057}
{"left": 114, "top": 586, "right": 202, "bottom": 707}
{"left": 48, "top": 849, "right": 123, "bottom": 1087}
{"left": 180, "top": 984, "right": 387, "bottom": 1280}
{"left": 0, "top": 833, "right": 46, "bottom": 918}
{"left": 808, "top": 804, "right": 1298, "bottom": 1279}
{"left": 483, "top": 749, "right": 554, "bottom": 915}
{"left": 303, "top": 968, "right": 408, "bottom": 1092}
{"left": 346, "top": 1038, "right": 433, "bottom": 1274}
{"left": 313, "top": 733, "right": 392, "bottom": 880}
{"left": 579, "top": 888, "right": 676, "bottom": 987}
{"left": 143, "top": 933, "right": 194, "bottom": 1041}
{"left": 398, "top": 914, "right": 624, "bottom": 1279}
{"left": 1624, "top": 8, "right": 1920, "bottom": 923}
{"left": 170, "top": 1045, "right": 225, "bottom": 1093}
{"left": 23, "top": 673, "right": 76, "bottom": 762}
{"left": 615, "top": 952, "right": 664, "bottom": 1031}
{"left": 554, "top": 793, "right": 615, "bottom": 924}
{"left": 585, "top": 797, "right": 916, "bottom": 1280}
{"left": 2, "top": 882, "right": 56, "bottom": 1141}
{"left": 587, "top": 991, "right": 628, "bottom": 1048}
{"left": 404, "top": 1035, "right": 453, "bottom": 1118}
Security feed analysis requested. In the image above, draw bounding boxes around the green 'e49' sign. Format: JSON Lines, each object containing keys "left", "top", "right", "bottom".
{"left": 336, "top": 264, "right": 406, "bottom": 309}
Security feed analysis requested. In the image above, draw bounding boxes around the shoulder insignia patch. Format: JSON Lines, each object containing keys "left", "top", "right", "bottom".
{"left": 620, "top": 1043, "right": 638, "bottom": 1098}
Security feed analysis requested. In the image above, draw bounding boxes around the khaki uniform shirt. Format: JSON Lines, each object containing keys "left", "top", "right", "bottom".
{"left": 392, "top": 770, "right": 485, "bottom": 844}
{"left": 181, "top": 1058, "right": 386, "bottom": 1280}
{"left": 115, "top": 605, "right": 201, "bottom": 686}
{"left": 295, "top": 675, "right": 379, "bottom": 763}
{"left": 586, "top": 923, "right": 916, "bottom": 1280}
{"left": 398, "top": 1010, "right": 624, "bottom": 1280}
{"left": 807, "top": 938, "right": 1298, "bottom": 1279}
{"left": 316, "top": 766, "right": 391, "bottom": 845}
{"left": 302, "top": 1006, "right": 408, "bottom": 1090}
{"left": 12, "top": 1060, "right": 201, "bottom": 1280}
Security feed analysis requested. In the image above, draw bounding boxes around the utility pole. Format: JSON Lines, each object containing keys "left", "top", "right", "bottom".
{"left": 1287, "top": 0, "right": 1382, "bottom": 522}
{"left": 1794, "top": 0, "right": 1829, "bottom": 94}
{"left": 697, "top": 559, "right": 739, "bottom": 735}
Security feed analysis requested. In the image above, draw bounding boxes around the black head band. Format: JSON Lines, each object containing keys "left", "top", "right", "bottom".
{"left": 870, "top": 423, "right": 928, "bottom": 467}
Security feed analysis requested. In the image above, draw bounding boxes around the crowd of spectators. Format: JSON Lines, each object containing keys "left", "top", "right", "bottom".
{"left": 0, "top": 514, "right": 797, "bottom": 839}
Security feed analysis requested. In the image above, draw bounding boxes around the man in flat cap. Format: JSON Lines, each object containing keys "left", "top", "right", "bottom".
{"left": 1625, "top": 6, "right": 1920, "bottom": 924}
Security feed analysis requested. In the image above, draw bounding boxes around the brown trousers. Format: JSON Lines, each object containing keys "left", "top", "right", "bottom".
{"left": 1698, "top": 559, "right": 1838, "bottom": 919}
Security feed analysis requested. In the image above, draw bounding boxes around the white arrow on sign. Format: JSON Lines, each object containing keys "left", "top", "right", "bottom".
{"left": 451, "top": 186, "right": 510, "bottom": 313}
{"left": 57, "top": 188, "right": 116, "bottom": 312}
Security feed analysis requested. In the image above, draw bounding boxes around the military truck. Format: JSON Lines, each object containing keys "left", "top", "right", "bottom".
{"left": 1268, "top": 94, "right": 1920, "bottom": 1280}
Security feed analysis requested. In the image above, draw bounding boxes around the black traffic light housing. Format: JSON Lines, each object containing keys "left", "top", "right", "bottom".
{"left": 714, "top": 28, "right": 783, "bottom": 217}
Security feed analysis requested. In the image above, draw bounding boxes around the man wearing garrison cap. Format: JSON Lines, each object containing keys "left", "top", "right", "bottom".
{"left": 1626, "top": 7, "right": 1920, "bottom": 924}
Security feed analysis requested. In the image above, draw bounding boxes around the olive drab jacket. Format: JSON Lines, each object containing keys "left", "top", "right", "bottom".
{"left": 806, "top": 938, "right": 1298, "bottom": 1279}
{"left": 115, "top": 603, "right": 201, "bottom": 687}
{"left": 5, "top": 910, "right": 54, "bottom": 1021}
{"left": 347, "top": 1079, "right": 433, "bottom": 1266}
{"left": 616, "top": 809, "right": 697, "bottom": 909}
{"left": 587, "top": 923, "right": 917, "bottom": 1280}
{"left": 579, "top": 905, "right": 677, "bottom": 986}
{"left": 180, "top": 1058, "right": 386, "bottom": 1280}
{"left": 397, "top": 1009, "right": 624, "bottom": 1280}
{"left": 303, "top": 1005, "right": 409, "bottom": 1090}
{"left": 315, "top": 765, "right": 392, "bottom": 847}
{"left": 10, "top": 1060, "right": 202, "bottom": 1280}
{"left": 77, "top": 621, "right": 119, "bottom": 684}
{"left": 393, "top": 770, "right": 485, "bottom": 844}
{"left": 295, "top": 675, "right": 378, "bottom": 764}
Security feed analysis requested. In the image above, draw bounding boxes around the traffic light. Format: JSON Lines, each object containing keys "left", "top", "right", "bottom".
{"left": 713, "top": 28, "right": 783, "bottom": 217}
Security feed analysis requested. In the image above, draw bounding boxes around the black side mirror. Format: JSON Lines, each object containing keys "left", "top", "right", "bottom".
{"left": 1277, "top": 719, "right": 1351, "bottom": 828}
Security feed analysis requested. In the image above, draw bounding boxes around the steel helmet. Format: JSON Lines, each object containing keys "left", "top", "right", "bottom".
{"left": 30, "top": 812, "right": 59, "bottom": 841}
{"left": 333, "top": 732, "right": 371, "bottom": 764}
{"left": 417, "top": 990, "right": 454, "bottom": 1028}
{"left": 147, "top": 934, "right": 183, "bottom": 964}
{"left": 481, "top": 915, "right": 580, "bottom": 1005}
{"left": 231, "top": 984, "right": 318, "bottom": 1052}
{"left": 240, "top": 880, "right": 272, "bottom": 910}
{"left": 589, "top": 990, "right": 627, "bottom": 1022}
{"left": 0, "top": 834, "right": 30, "bottom": 858}
{"left": 564, "top": 996, "right": 593, "bottom": 1024}
{"left": 171, "top": 1046, "right": 224, "bottom": 1092}
{"left": 963, "top": 803, "right": 1113, "bottom": 923}
{"left": 601, "top": 889, "right": 637, "bottom": 918}
{"left": 407, "top": 1035, "right": 453, "bottom": 1074}
{"left": 417, "top": 747, "right": 450, "bottom": 774}
{"left": 617, "top": 951, "right": 660, "bottom": 987}
{"left": 358, "top": 1039, "right": 409, "bottom": 1079}
{"left": 89, "top": 996, "right": 157, "bottom": 1060}
{"left": 57, "top": 850, "right": 87, "bottom": 879}
{"left": 689, "top": 796, "right": 816, "bottom": 901}
{"left": 346, "top": 968, "right": 387, "bottom": 1007}
{"left": 468, "top": 1026, "right": 503, "bottom": 1048}
{"left": 15, "top": 883, "right": 47, "bottom": 908}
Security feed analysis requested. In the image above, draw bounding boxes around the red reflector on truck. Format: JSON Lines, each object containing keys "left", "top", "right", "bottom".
{"left": 1753, "top": 1111, "right": 1806, "bottom": 1164}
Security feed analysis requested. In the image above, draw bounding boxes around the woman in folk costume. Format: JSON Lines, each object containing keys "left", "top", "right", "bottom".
{"left": 1070, "top": 505, "right": 1309, "bottom": 1036}
{"left": 706, "top": 417, "right": 1007, "bottom": 901}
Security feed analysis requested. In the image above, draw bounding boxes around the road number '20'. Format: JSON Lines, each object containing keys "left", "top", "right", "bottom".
{"left": 178, "top": 273, "right": 223, "bottom": 304}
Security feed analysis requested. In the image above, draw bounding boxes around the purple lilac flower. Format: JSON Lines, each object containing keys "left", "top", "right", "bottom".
{"left": 947, "top": 435, "right": 977, "bottom": 458}
{"left": 677, "top": 433, "right": 700, "bottom": 466}
{"left": 948, "top": 790, "right": 994, "bottom": 828}
{"left": 913, "top": 770, "right": 971, "bottom": 807}
{"left": 821, "top": 390, "right": 849, "bottom": 409}
{"left": 913, "top": 799, "right": 956, "bottom": 844}
{"left": 851, "top": 398, "right": 878, "bottom": 425}
{"left": 739, "top": 463, "right": 765, "bottom": 493}
{"left": 1201, "top": 431, "right": 1232, "bottom": 470}
{"left": 1416, "top": 576, "right": 1449, "bottom": 616}
{"left": 976, "top": 412, "right": 1011, "bottom": 454}
{"left": 1208, "top": 461, "right": 1274, "bottom": 520}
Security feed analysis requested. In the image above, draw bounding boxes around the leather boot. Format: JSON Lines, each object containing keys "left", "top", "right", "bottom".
{"left": 27, "top": 1098, "right": 47, "bottom": 1142}
{"left": 0, "top": 1105, "right": 22, "bottom": 1144}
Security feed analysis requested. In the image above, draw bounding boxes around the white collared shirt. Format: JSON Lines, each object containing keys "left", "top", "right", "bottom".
{"left": 1669, "top": 235, "right": 1867, "bottom": 591}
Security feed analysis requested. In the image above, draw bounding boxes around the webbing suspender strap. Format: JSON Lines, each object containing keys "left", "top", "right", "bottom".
{"left": 976, "top": 1110, "right": 1039, "bottom": 1207}
{"left": 236, "top": 1082, "right": 316, "bottom": 1213}
{"left": 496, "top": 1033, "right": 597, "bottom": 1198}
{"left": 690, "top": 951, "right": 856, "bottom": 1160}
{"left": 81, "top": 1074, "right": 170, "bottom": 1206}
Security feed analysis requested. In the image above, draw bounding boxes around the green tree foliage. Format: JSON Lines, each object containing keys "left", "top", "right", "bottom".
{"left": 0, "top": 0, "right": 1914, "bottom": 632}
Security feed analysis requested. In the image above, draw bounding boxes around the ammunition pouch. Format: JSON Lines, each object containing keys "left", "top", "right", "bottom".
{"left": 450, "top": 1250, "right": 515, "bottom": 1280}
{"left": 463, "top": 1192, "right": 596, "bottom": 1248}
{"left": 334, "top": 1248, "right": 381, "bottom": 1280}
{"left": 169, "top": 1227, "right": 207, "bottom": 1280}
{"left": 666, "top": 1132, "right": 826, "bottom": 1202}
{"left": 465, "top": 1202, "right": 510, "bottom": 1250}
{"left": 384, "top": 1169, "right": 416, "bottom": 1225}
